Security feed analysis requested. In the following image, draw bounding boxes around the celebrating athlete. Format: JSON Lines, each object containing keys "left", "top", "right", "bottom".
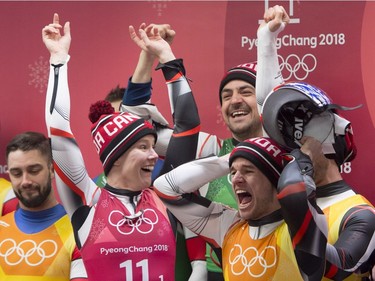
{"left": 43, "top": 13, "right": 201, "bottom": 281}
{"left": 154, "top": 136, "right": 328, "bottom": 281}
{"left": 257, "top": 5, "right": 375, "bottom": 280}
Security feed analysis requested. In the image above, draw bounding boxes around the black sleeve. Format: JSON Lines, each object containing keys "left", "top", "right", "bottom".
{"left": 154, "top": 59, "right": 200, "bottom": 177}
{"left": 71, "top": 205, "right": 92, "bottom": 249}
{"left": 325, "top": 205, "right": 375, "bottom": 280}
{"left": 277, "top": 149, "right": 327, "bottom": 281}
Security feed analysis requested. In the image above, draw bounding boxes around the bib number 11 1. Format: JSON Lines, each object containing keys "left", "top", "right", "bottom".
{"left": 120, "top": 259, "right": 164, "bottom": 281}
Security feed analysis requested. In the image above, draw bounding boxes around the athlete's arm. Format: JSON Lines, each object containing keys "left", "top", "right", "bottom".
{"left": 70, "top": 245, "right": 88, "bottom": 281}
{"left": 256, "top": 5, "right": 289, "bottom": 119}
{"left": 121, "top": 24, "right": 172, "bottom": 157}
{"left": 158, "top": 58, "right": 208, "bottom": 280}
{"left": 277, "top": 148, "right": 328, "bottom": 281}
{"left": 122, "top": 26, "right": 222, "bottom": 159}
{"left": 43, "top": 14, "right": 99, "bottom": 218}
{"left": 154, "top": 155, "right": 239, "bottom": 247}
{"left": 150, "top": 35, "right": 208, "bottom": 280}
{"left": 0, "top": 179, "right": 18, "bottom": 215}
{"left": 325, "top": 205, "right": 375, "bottom": 279}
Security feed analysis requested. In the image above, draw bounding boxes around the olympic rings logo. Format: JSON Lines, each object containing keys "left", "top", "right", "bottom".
{"left": 0, "top": 238, "right": 58, "bottom": 266}
{"left": 278, "top": 53, "right": 317, "bottom": 80}
{"left": 108, "top": 208, "right": 159, "bottom": 235}
{"left": 228, "top": 244, "right": 277, "bottom": 278}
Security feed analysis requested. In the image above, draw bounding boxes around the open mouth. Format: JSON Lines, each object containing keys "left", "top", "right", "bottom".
{"left": 231, "top": 110, "right": 248, "bottom": 118}
{"left": 141, "top": 165, "right": 154, "bottom": 173}
{"left": 236, "top": 190, "right": 252, "bottom": 207}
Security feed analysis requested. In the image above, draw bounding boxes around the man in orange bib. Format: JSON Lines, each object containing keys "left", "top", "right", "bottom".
{"left": 0, "top": 132, "right": 87, "bottom": 281}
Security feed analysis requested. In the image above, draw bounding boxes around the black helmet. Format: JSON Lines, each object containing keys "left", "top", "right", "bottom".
{"left": 261, "top": 81, "right": 360, "bottom": 165}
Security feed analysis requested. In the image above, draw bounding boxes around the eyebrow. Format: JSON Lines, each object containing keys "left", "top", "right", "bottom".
{"left": 222, "top": 85, "right": 255, "bottom": 93}
{"left": 9, "top": 164, "right": 43, "bottom": 171}
{"left": 231, "top": 162, "right": 256, "bottom": 170}
{"left": 238, "top": 85, "right": 255, "bottom": 90}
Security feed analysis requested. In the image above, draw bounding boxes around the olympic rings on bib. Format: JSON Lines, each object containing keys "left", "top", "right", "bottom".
{"left": 0, "top": 238, "right": 58, "bottom": 266}
{"left": 228, "top": 244, "right": 277, "bottom": 278}
{"left": 108, "top": 208, "right": 159, "bottom": 235}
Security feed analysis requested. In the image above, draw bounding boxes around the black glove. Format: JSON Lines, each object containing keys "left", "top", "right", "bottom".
{"left": 284, "top": 148, "right": 314, "bottom": 177}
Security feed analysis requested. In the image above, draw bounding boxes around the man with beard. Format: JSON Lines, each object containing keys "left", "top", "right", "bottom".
{"left": 0, "top": 131, "right": 87, "bottom": 281}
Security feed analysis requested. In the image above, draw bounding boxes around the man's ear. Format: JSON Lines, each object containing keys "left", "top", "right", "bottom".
{"left": 112, "top": 160, "right": 120, "bottom": 167}
{"left": 49, "top": 163, "right": 55, "bottom": 179}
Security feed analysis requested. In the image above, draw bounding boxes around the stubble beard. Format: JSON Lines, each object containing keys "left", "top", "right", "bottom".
{"left": 229, "top": 119, "right": 262, "bottom": 141}
{"left": 15, "top": 177, "right": 52, "bottom": 208}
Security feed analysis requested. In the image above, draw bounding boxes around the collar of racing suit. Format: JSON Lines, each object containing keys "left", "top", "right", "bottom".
{"left": 316, "top": 180, "right": 351, "bottom": 198}
{"left": 247, "top": 209, "right": 283, "bottom": 227}
{"left": 104, "top": 184, "right": 142, "bottom": 197}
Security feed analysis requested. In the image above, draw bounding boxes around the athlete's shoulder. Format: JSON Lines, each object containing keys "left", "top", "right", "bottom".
{"left": 197, "top": 132, "right": 223, "bottom": 158}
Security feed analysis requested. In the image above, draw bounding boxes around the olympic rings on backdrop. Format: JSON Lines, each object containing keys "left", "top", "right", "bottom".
{"left": 278, "top": 53, "right": 317, "bottom": 80}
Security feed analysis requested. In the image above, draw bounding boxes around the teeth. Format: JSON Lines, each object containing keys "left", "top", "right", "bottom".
{"left": 231, "top": 111, "right": 247, "bottom": 117}
{"left": 236, "top": 190, "right": 247, "bottom": 195}
{"left": 142, "top": 166, "right": 154, "bottom": 172}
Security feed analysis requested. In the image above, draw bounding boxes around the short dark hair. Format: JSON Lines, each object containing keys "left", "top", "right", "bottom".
{"left": 6, "top": 132, "right": 52, "bottom": 165}
{"left": 105, "top": 85, "right": 125, "bottom": 103}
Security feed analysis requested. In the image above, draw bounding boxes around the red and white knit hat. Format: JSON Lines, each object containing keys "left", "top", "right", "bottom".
{"left": 229, "top": 137, "right": 285, "bottom": 187}
{"left": 89, "top": 100, "right": 157, "bottom": 175}
{"left": 219, "top": 62, "right": 257, "bottom": 104}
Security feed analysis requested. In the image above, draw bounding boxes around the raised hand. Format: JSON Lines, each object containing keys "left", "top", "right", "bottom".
{"left": 42, "top": 13, "right": 71, "bottom": 63}
{"left": 261, "top": 5, "right": 290, "bottom": 32}
{"left": 299, "top": 136, "right": 328, "bottom": 175}
{"left": 145, "top": 23, "right": 176, "bottom": 45}
{"left": 129, "top": 23, "right": 175, "bottom": 63}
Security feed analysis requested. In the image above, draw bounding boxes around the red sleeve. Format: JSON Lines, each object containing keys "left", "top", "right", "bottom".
{"left": 186, "top": 235, "right": 206, "bottom": 261}
{"left": 2, "top": 197, "right": 18, "bottom": 216}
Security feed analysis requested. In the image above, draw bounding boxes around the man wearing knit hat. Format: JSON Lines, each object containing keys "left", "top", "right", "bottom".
{"left": 43, "top": 13, "right": 203, "bottom": 281}
{"left": 154, "top": 136, "right": 328, "bottom": 281}
{"left": 202, "top": 61, "right": 265, "bottom": 279}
